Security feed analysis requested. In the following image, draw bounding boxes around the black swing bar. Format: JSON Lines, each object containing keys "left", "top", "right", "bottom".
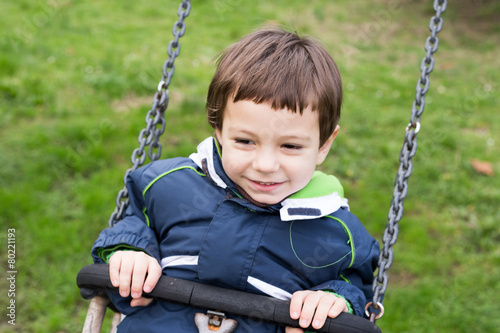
{"left": 77, "top": 264, "right": 381, "bottom": 333}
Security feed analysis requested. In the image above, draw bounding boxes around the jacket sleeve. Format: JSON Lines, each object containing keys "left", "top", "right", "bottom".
{"left": 311, "top": 237, "right": 379, "bottom": 317}
{"left": 90, "top": 166, "right": 161, "bottom": 315}
{"left": 91, "top": 166, "right": 160, "bottom": 264}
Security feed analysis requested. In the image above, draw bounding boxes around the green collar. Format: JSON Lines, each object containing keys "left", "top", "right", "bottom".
{"left": 280, "top": 171, "right": 349, "bottom": 221}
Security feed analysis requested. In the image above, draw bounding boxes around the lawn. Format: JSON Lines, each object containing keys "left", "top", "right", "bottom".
{"left": 1, "top": 0, "right": 499, "bottom": 332}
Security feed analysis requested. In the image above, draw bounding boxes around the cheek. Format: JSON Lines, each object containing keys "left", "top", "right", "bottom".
{"left": 289, "top": 158, "right": 317, "bottom": 184}
{"left": 221, "top": 149, "right": 247, "bottom": 176}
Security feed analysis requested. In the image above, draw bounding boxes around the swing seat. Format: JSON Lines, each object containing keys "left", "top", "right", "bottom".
{"left": 77, "top": 264, "right": 382, "bottom": 333}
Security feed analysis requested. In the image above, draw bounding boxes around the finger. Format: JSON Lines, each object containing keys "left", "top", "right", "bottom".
{"left": 289, "top": 291, "right": 308, "bottom": 319}
{"left": 118, "top": 257, "right": 133, "bottom": 298}
{"left": 108, "top": 252, "right": 122, "bottom": 287}
{"left": 328, "top": 297, "right": 348, "bottom": 318}
{"left": 285, "top": 327, "right": 304, "bottom": 333}
{"left": 130, "top": 256, "right": 149, "bottom": 299}
{"left": 130, "top": 296, "right": 154, "bottom": 307}
{"left": 311, "top": 295, "right": 335, "bottom": 329}
{"left": 143, "top": 261, "right": 162, "bottom": 293}
{"left": 298, "top": 292, "right": 323, "bottom": 328}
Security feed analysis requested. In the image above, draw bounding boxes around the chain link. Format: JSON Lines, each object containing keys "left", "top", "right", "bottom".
{"left": 369, "top": 0, "right": 447, "bottom": 320}
{"left": 108, "top": 0, "right": 191, "bottom": 227}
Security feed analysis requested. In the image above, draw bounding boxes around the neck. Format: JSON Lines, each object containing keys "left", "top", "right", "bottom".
{"left": 233, "top": 183, "right": 273, "bottom": 208}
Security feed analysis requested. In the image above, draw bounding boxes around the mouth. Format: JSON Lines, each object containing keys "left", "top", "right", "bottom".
{"left": 248, "top": 179, "right": 285, "bottom": 192}
{"left": 255, "top": 181, "right": 278, "bottom": 185}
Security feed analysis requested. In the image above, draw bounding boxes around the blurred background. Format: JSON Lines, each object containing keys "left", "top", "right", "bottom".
{"left": 0, "top": 0, "right": 499, "bottom": 332}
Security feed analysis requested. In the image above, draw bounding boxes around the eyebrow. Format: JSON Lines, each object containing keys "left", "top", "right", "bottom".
{"left": 229, "top": 128, "right": 312, "bottom": 142}
{"left": 280, "top": 134, "right": 312, "bottom": 142}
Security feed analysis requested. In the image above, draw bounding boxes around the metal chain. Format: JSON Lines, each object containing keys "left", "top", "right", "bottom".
{"left": 108, "top": 0, "right": 191, "bottom": 227}
{"left": 368, "top": 0, "right": 447, "bottom": 321}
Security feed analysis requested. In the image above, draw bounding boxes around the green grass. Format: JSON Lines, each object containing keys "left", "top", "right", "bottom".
{"left": 1, "top": 0, "right": 499, "bottom": 332}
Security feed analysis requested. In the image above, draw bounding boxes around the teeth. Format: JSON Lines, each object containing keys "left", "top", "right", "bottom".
{"left": 259, "top": 182, "right": 274, "bottom": 185}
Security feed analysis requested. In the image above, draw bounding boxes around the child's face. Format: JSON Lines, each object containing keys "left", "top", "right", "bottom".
{"left": 216, "top": 99, "right": 338, "bottom": 205}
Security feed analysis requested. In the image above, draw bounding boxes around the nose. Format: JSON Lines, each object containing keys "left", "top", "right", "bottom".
{"left": 252, "top": 148, "right": 280, "bottom": 173}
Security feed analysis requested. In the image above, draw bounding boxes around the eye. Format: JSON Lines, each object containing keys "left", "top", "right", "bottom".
{"left": 235, "top": 138, "right": 254, "bottom": 145}
{"left": 282, "top": 144, "right": 302, "bottom": 150}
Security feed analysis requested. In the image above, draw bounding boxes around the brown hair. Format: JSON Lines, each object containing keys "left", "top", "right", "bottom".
{"left": 206, "top": 28, "right": 342, "bottom": 146}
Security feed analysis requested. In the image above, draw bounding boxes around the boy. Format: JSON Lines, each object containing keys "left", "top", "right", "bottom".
{"left": 92, "top": 28, "right": 379, "bottom": 332}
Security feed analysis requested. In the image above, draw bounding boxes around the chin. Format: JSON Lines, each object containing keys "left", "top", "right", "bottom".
{"left": 252, "top": 195, "right": 284, "bottom": 206}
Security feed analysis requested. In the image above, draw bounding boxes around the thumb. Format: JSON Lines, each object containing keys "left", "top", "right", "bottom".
{"left": 130, "top": 297, "right": 154, "bottom": 307}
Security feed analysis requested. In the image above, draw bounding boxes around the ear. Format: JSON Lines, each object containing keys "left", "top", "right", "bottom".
{"left": 215, "top": 127, "right": 222, "bottom": 144}
{"left": 316, "top": 125, "right": 340, "bottom": 165}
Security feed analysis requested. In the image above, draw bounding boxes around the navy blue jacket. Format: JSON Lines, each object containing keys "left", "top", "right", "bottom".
{"left": 92, "top": 137, "right": 380, "bottom": 332}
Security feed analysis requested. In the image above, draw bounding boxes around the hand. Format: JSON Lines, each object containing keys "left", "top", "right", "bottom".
{"left": 109, "top": 250, "right": 162, "bottom": 307}
{"left": 287, "top": 290, "right": 348, "bottom": 332}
